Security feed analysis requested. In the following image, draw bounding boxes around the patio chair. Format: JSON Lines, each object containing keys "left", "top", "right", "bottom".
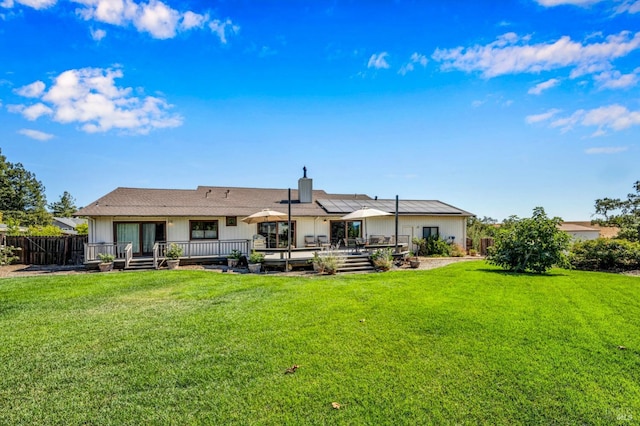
{"left": 304, "top": 235, "right": 318, "bottom": 247}
{"left": 317, "top": 235, "right": 331, "bottom": 249}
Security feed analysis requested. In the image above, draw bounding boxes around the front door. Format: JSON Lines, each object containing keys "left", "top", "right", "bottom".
{"left": 115, "top": 222, "right": 166, "bottom": 256}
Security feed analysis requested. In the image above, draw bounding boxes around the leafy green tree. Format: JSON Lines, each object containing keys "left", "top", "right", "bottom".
{"left": 76, "top": 222, "right": 89, "bottom": 235}
{"left": 487, "top": 207, "right": 570, "bottom": 274}
{"left": 49, "top": 191, "right": 78, "bottom": 217}
{"left": 593, "top": 181, "right": 640, "bottom": 242}
{"left": 27, "top": 225, "right": 63, "bottom": 236}
{"left": 0, "top": 149, "right": 50, "bottom": 226}
{"left": 467, "top": 216, "right": 498, "bottom": 251}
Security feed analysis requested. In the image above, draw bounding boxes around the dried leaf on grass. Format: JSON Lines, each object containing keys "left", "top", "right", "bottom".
{"left": 284, "top": 364, "right": 299, "bottom": 374}
{"left": 331, "top": 402, "right": 341, "bottom": 409}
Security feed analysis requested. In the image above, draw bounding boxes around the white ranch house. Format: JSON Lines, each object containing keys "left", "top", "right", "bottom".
{"left": 76, "top": 173, "right": 473, "bottom": 269}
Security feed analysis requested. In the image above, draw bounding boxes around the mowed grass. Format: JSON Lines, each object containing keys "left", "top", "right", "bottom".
{"left": 1, "top": 262, "right": 639, "bottom": 425}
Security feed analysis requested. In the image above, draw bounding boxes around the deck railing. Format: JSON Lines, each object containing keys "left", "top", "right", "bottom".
{"left": 84, "top": 242, "right": 131, "bottom": 262}
{"left": 85, "top": 239, "right": 251, "bottom": 263}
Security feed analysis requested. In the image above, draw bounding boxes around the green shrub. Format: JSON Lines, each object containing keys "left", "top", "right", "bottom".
{"left": 249, "top": 251, "right": 265, "bottom": 264}
{"left": 311, "top": 250, "right": 344, "bottom": 274}
{"left": 412, "top": 236, "right": 452, "bottom": 257}
{"left": 569, "top": 238, "right": 640, "bottom": 271}
{"left": 26, "top": 225, "right": 63, "bottom": 236}
{"left": 228, "top": 249, "right": 242, "bottom": 260}
{"left": 450, "top": 244, "right": 466, "bottom": 257}
{"left": 165, "top": 243, "right": 184, "bottom": 260}
{"left": 487, "top": 207, "right": 570, "bottom": 274}
{"left": 97, "top": 253, "right": 115, "bottom": 263}
{"left": 370, "top": 248, "right": 393, "bottom": 271}
{"left": 76, "top": 223, "right": 88, "bottom": 235}
{"left": 0, "top": 245, "right": 19, "bottom": 265}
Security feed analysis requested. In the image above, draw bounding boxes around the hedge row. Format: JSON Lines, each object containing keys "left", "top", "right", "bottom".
{"left": 569, "top": 238, "right": 640, "bottom": 271}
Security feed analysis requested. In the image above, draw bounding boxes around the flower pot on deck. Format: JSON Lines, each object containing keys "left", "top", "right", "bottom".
{"left": 409, "top": 258, "right": 420, "bottom": 269}
{"left": 227, "top": 259, "right": 238, "bottom": 268}
{"left": 99, "top": 262, "right": 113, "bottom": 272}
{"left": 167, "top": 259, "right": 180, "bottom": 270}
{"left": 248, "top": 263, "right": 261, "bottom": 273}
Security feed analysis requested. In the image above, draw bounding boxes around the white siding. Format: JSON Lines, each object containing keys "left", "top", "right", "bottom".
{"left": 89, "top": 215, "right": 468, "bottom": 249}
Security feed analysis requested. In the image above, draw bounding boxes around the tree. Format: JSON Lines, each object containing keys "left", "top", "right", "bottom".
{"left": 467, "top": 216, "right": 498, "bottom": 251}
{"left": 593, "top": 181, "right": 640, "bottom": 242}
{"left": 487, "top": 207, "right": 570, "bottom": 274}
{"left": 49, "top": 191, "right": 78, "bottom": 217}
{"left": 0, "top": 149, "right": 50, "bottom": 226}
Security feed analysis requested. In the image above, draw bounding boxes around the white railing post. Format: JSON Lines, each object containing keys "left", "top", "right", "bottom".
{"left": 153, "top": 242, "right": 158, "bottom": 269}
{"left": 125, "top": 243, "right": 132, "bottom": 269}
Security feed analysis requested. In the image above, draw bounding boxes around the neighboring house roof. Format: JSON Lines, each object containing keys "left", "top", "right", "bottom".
{"left": 558, "top": 223, "right": 600, "bottom": 233}
{"left": 0, "top": 224, "right": 29, "bottom": 233}
{"left": 53, "top": 217, "right": 88, "bottom": 229}
{"left": 561, "top": 221, "right": 619, "bottom": 238}
{"left": 75, "top": 186, "right": 473, "bottom": 218}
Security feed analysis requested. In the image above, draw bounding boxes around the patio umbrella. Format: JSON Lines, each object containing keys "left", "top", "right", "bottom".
{"left": 341, "top": 207, "right": 392, "bottom": 240}
{"left": 241, "top": 209, "right": 288, "bottom": 224}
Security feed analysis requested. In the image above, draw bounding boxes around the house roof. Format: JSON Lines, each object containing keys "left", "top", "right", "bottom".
{"left": 75, "top": 186, "right": 373, "bottom": 217}
{"left": 75, "top": 186, "right": 473, "bottom": 218}
{"left": 559, "top": 223, "right": 600, "bottom": 233}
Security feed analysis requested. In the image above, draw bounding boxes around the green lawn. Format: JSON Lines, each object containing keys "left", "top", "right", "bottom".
{"left": 1, "top": 262, "right": 639, "bottom": 425}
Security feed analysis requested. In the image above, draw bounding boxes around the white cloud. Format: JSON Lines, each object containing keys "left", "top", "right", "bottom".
{"left": 209, "top": 18, "right": 239, "bottom": 44}
{"left": 133, "top": 0, "right": 179, "bottom": 39}
{"left": 368, "top": 52, "right": 390, "bottom": 69}
{"left": 432, "top": 31, "right": 640, "bottom": 79}
{"left": 532, "top": 104, "right": 640, "bottom": 135}
{"left": 585, "top": 146, "right": 628, "bottom": 154}
{"left": 10, "top": 0, "right": 56, "bottom": 9}
{"left": 70, "top": 0, "right": 236, "bottom": 42}
{"left": 22, "top": 103, "right": 53, "bottom": 120}
{"left": 616, "top": 0, "right": 640, "bottom": 13}
{"left": 14, "top": 80, "right": 45, "bottom": 97}
{"left": 593, "top": 68, "right": 640, "bottom": 89}
{"left": 535, "top": 0, "right": 604, "bottom": 6}
{"left": 10, "top": 67, "right": 182, "bottom": 134}
{"left": 180, "top": 10, "right": 207, "bottom": 30}
{"left": 90, "top": 27, "right": 106, "bottom": 41}
{"left": 525, "top": 108, "right": 561, "bottom": 124}
{"left": 18, "top": 128, "right": 54, "bottom": 141}
{"left": 399, "top": 52, "right": 428, "bottom": 75}
{"left": 528, "top": 78, "right": 560, "bottom": 95}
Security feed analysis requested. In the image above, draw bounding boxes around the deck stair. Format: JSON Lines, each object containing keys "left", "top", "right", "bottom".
{"left": 337, "top": 254, "right": 375, "bottom": 273}
{"left": 125, "top": 258, "right": 157, "bottom": 270}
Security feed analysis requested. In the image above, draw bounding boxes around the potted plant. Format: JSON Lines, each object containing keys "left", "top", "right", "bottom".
{"left": 165, "top": 243, "right": 183, "bottom": 269}
{"left": 370, "top": 248, "right": 393, "bottom": 272}
{"left": 408, "top": 251, "right": 420, "bottom": 269}
{"left": 227, "top": 249, "right": 242, "bottom": 268}
{"left": 97, "top": 252, "right": 115, "bottom": 272}
{"left": 310, "top": 252, "right": 324, "bottom": 274}
{"left": 248, "top": 251, "right": 264, "bottom": 273}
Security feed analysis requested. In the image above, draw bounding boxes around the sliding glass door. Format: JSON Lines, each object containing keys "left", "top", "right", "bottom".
{"left": 330, "top": 220, "right": 362, "bottom": 246}
{"left": 257, "top": 221, "right": 296, "bottom": 248}
{"left": 115, "top": 222, "right": 166, "bottom": 256}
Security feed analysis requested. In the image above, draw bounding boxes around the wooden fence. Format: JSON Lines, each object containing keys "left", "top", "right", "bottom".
{"left": 5, "top": 236, "right": 88, "bottom": 265}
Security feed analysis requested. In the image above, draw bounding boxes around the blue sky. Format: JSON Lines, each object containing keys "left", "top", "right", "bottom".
{"left": 1, "top": 0, "right": 639, "bottom": 221}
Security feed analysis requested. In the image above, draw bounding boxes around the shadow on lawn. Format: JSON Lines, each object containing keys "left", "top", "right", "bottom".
{"left": 476, "top": 268, "right": 569, "bottom": 278}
